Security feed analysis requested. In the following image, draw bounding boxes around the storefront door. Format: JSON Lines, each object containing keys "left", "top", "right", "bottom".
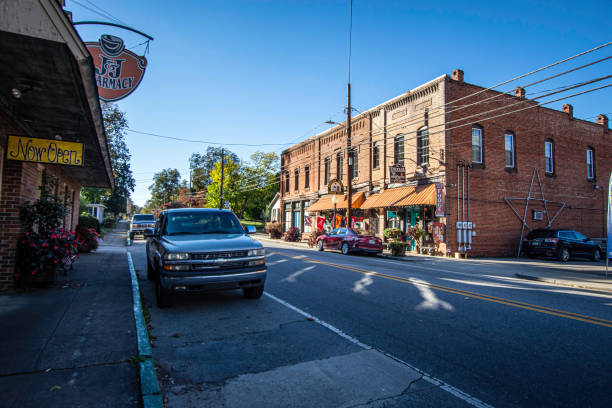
{"left": 405, "top": 206, "right": 419, "bottom": 251}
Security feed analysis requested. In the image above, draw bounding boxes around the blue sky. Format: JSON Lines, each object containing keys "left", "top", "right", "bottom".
{"left": 67, "top": 0, "right": 611, "bottom": 206}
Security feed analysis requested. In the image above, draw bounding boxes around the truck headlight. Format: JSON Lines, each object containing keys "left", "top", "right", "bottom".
{"left": 164, "top": 252, "right": 190, "bottom": 261}
{"left": 248, "top": 248, "right": 265, "bottom": 257}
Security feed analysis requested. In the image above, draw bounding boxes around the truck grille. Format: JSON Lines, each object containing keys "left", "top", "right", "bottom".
{"left": 191, "top": 251, "right": 249, "bottom": 260}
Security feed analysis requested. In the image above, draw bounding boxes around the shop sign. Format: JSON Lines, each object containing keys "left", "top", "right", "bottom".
{"left": 328, "top": 178, "right": 344, "bottom": 194}
{"left": 7, "top": 136, "right": 83, "bottom": 166}
{"left": 86, "top": 35, "right": 148, "bottom": 102}
{"left": 435, "top": 183, "right": 445, "bottom": 217}
{"left": 389, "top": 164, "right": 405, "bottom": 184}
{"left": 387, "top": 211, "right": 397, "bottom": 219}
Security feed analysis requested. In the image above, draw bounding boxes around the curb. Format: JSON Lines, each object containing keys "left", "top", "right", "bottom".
{"left": 515, "top": 273, "right": 612, "bottom": 293}
{"left": 127, "top": 252, "right": 163, "bottom": 408}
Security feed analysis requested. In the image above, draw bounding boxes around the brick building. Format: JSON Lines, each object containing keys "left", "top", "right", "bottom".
{"left": 280, "top": 70, "right": 611, "bottom": 257}
{"left": 0, "top": 0, "right": 114, "bottom": 289}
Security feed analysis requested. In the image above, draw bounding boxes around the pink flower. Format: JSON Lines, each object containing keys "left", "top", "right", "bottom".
{"left": 31, "top": 270, "right": 37, "bottom": 276}
{"left": 29, "top": 243, "right": 35, "bottom": 248}
{"left": 53, "top": 246, "right": 58, "bottom": 250}
{"left": 53, "top": 259, "right": 58, "bottom": 264}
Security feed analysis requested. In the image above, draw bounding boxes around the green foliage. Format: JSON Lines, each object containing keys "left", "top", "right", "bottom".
{"left": 102, "top": 217, "right": 115, "bottom": 228}
{"left": 75, "top": 226, "right": 99, "bottom": 253}
{"left": 81, "top": 103, "right": 135, "bottom": 216}
{"left": 308, "top": 228, "right": 326, "bottom": 248}
{"left": 149, "top": 168, "right": 181, "bottom": 207}
{"left": 383, "top": 228, "right": 403, "bottom": 240}
{"left": 190, "top": 147, "right": 239, "bottom": 192}
{"left": 406, "top": 226, "right": 426, "bottom": 241}
{"left": 388, "top": 240, "right": 406, "bottom": 256}
{"left": 78, "top": 215, "right": 100, "bottom": 233}
{"left": 234, "top": 151, "right": 279, "bottom": 220}
{"left": 15, "top": 229, "right": 80, "bottom": 286}
{"left": 265, "top": 222, "right": 283, "bottom": 239}
{"left": 205, "top": 159, "right": 241, "bottom": 210}
{"left": 20, "top": 175, "right": 68, "bottom": 237}
{"left": 283, "top": 226, "right": 301, "bottom": 242}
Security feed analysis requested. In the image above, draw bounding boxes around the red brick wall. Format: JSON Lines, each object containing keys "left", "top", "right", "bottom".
{"left": 0, "top": 158, "right": 82, "bottom": 290}
{"left": 446, "top": 79, "right": 611, "bottom": 257}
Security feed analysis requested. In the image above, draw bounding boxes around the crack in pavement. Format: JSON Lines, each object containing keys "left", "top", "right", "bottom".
{"left": 0, "top": 359, "right": 135, "bottom": 378}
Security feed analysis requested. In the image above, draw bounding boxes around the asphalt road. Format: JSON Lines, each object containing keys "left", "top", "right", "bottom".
{"left": 129, "top": 238, "right": 612, "bottom": 408}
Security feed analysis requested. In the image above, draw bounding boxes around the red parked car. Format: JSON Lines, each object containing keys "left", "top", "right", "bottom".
{"left": 316, "top": 228, "right": 383, "bottom": 255}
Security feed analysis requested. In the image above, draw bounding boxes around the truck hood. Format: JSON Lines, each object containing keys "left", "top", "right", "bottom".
{"left": 161, "top": 233, "right": 262, "bottom": 253}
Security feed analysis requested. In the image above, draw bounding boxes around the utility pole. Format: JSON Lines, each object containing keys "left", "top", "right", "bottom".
{"left": 219, "top": 148, "right": 224, "bottom": 210}
{"left": 346, "top": 83, "right": 352, "bottom": 227}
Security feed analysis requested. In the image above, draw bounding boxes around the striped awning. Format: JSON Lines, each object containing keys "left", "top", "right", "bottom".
{"left": 306, "top": 191, "right": 366, "bottom": 212}
{"left": 360, "top": 184, "right": 437, "bottom": 209}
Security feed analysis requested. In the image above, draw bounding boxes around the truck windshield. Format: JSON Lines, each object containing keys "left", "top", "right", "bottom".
{"left": 133, "top": 214, "right": 154, "bottom": 221}
{"left": 165, "top": 211, "right": 244, "bottom": 235}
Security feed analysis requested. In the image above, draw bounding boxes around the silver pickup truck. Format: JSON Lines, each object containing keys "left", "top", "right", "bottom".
{"left": 129, "top": 214, "right": 155, "bottom": 240}
{"left": 145, "top": 208, "right": 266, "bottom": 307}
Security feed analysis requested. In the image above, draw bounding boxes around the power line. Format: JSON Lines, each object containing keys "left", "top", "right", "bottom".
{"left": 235, "top": 81, "right": 611, "bottom": 193}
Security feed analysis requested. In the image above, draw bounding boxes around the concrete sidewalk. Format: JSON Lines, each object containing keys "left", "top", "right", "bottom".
{"left": 0, "top": 229, "right": 140, "bottom": 408}
{"left": 254, "top": 233, "right": 612, "bottom": 292}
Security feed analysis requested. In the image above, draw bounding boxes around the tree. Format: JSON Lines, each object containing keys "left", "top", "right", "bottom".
{"left": 149, "top": 169, "right": 181, "bottom": 207}
{"left": 81, "top": 102, "right": 135, "bottom": 216}
{"left": 235, "top": 151, "right": 280, "bottom": 220}
{"left": 205, "top": 159, "right": 241, "bottom": 210}
{"left": 190, "top": 147, "right": 239, "bottom": 192}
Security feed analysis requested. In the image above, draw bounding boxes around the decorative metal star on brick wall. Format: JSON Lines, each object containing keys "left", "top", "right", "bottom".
{"left": 504, "top": 168, "right": 566, "bottom": 257}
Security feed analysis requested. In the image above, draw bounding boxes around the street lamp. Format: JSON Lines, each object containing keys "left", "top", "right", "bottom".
{"left": 332, "top": 193, "right": 338, "bottom": 229}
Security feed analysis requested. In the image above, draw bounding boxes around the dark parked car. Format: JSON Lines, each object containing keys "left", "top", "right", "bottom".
{"left": 130, "top": 214, "right": 155, "bottom": 240}
{"left": 145, "top": 208, "right": 266, "bottom": 307}
{"left": 523, "top": 229, "right": 602, "bottom": 262}
{"left": 316, "top": 228, "right": 383, "bottom": 255}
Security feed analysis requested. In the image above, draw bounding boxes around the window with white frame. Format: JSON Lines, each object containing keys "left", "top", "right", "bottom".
{"left": 472, "top": 126, "right": 483, "bottom": 163}
{"left": 586, "top": 147, "right": 594, "bottom": 180}
{"left": 394, "top": 135, "right": 404, "bottom": 166}
{"left": 545, "top": 140, "right": 554, "bottom": 174}
{"left": 417, "top": 126, "right": 429, "bottom": 166}
{"left": 372, "top": 142, "right": 380, "bottom": 168}
{"left": 504, "top": 132, "right": 515, "bottom": 168}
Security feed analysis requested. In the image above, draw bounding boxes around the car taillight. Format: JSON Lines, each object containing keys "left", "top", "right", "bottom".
{"left": 544, "top": 238, "right": 559, "bottom": 244}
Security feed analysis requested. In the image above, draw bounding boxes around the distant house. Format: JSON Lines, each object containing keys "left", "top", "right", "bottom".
{"left": 87, "top": 204, "right": 106, "bottom": 223}
{"left": 268, "top": 193, "right": 280, "bottom": 222}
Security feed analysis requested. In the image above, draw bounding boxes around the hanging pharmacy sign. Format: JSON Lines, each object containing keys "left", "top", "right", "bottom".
{"left": 85, "top": 35, "right": 147, "bottom": 101}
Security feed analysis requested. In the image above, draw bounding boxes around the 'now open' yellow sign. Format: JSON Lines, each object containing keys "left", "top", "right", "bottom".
{"left": 7, "top": 136, "right": 83, "bottom": 166}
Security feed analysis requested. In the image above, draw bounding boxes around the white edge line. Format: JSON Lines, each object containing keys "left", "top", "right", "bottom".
{"left": 264, "top": 291, "right": 495, "bottom": 408}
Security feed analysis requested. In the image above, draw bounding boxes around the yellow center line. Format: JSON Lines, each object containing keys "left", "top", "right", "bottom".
{"left": 268, "top": 251, "right": 612, "bottom": 328}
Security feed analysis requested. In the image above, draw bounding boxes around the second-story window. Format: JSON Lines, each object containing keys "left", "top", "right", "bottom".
{"left": 504, "top": 132, "right": 515, "bottom": 168}
{"left": 336, "top": 152, "right": 343, "bottom": 180}
{"left": 394, "top": 135, "right": 404, "bottom": 166}
{"left": 545, "top": 139, "right": 554, "bottom": 174}
{"left": 284, "top": 172, "right": 290, "bottom": 193}
{"left": 304, "top": 165, "right": 310, "bottom": 188}
{"left": 586, "top": 147, "right": 595, "bottom": 180}
{"left": 294, "top": 169, "right": 299, "bottom": 191}
{"left": 324, "top": 157, "right": 330, "bottom": 185}
{"left": 349, "top": 147, "right": 358, "bottom": 179}
{"left": 372, "top": 142, "right": 380, "bottom": 169}
{"left": 417, "top": 126, "right": 429, "bottom": 166}
{"left": 472, "top": 126, "right": 483, "bottom": 163}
